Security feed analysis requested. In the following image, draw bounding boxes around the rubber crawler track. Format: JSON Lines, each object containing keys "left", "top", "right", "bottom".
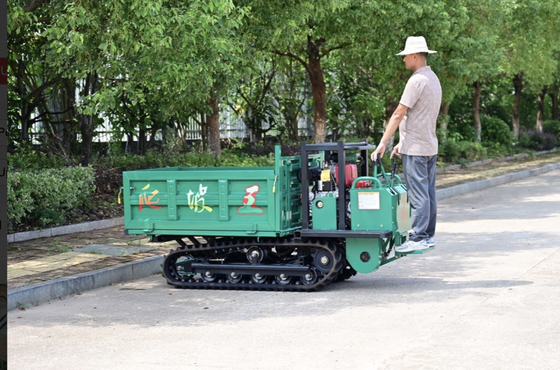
{"left": 162, "top": 237, "right": 344, "bottom": 292}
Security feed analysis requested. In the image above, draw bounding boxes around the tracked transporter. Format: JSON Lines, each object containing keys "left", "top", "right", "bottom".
{"left": 122, "top": 142, "right": 433, "bottom": 291}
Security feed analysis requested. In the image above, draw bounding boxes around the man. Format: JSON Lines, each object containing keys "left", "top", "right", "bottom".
{"left": 371, "top": 36, "right": 442, "bottom": 253}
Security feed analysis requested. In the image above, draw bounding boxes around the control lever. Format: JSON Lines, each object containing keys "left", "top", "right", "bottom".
{"left": 390, "top": 158, "right": 396, "bottom": 187}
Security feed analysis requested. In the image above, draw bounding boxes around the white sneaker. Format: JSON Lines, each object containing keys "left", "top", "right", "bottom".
{"left": 426, "top": 236, "right": 436, "bottom": 247}
{"left": 396, "top": 239, "right": 429, "bottom": 253}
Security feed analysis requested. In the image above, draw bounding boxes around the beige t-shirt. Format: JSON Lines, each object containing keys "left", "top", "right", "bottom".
{"left": 398, "top": 66, "right": 442, "bottom": 156}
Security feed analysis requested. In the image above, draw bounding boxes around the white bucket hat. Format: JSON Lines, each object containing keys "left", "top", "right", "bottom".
{"left": 396, "top": 36, "right": 437, "bottom": 56}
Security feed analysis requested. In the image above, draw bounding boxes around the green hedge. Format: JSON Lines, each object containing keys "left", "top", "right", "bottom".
{"left": 543, "top": 120, "right": 560, "bottom": 139}
{"left": 481, "top": 115, "right": 514, "bottom": 147}
{"left": 518, "top": 130, "right": 558, "bottom": 151}
{"left": 95, "top": 148, "right": 275, "bottom": 171}
{"left": 439, "top": 139, "right": 487, "bottom": 164}
{"left": 7, "top": 166, "right": 96, "bottom": 230}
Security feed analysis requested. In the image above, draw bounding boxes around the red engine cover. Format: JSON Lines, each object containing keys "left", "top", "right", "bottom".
{"left": 355, "top": 180, "right": 372, "bottom": 188}
{"left": 335, "top": 163, "right": 358, "bottom": 187}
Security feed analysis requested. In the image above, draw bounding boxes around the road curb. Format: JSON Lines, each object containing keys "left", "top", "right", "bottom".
{"left": 8, "top": 255, "right": 164, "bottom": 311}
{"left": 7, "top": 217, "right": 124, "bottom": 244}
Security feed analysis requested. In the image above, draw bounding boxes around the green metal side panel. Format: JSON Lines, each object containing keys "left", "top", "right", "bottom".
{"left": 272, "top": 147, "right": 323, "bottom": 233}
{"left": 312, "top": 197, "right": 337, "bottom": 230}
{"left": 274, "top": 146, "right": 306, "bottom": 233}
{"left": 349, "top": 185, "right": 411, "bottom": 235}
{"left": 123, "top": 147, "right": 314, "bottom": 238}
{"left": 123, "top": 167, "right": 278, "bottom": 237}
{"left": 393, "top": 184, "right": 412, "bottom": 233}
{"left": 346, "top": 238, "right": 383, "bottom": 273}
{"left": 346, "top": 178, "right": 412, "bottom": 270}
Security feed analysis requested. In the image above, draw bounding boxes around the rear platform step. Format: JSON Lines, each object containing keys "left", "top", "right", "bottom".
{"left": 396, "top": 246, "right": 435, "bottom": 256}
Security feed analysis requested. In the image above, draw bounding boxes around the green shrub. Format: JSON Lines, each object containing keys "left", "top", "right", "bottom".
{"left": 8, "top": 146, "right": 72, "bottom": 171}
{"left": 7, "top": 172, "right": 35, "bottom": 227}
{"left": 481, "top": 115, "right": 514, "bottom": 147}
{"left": 439, "top": 138, "right": 486, "bottom": 164}
{"left": 518, "top": 130, "right": 558, "bottom": 151}
{"left": 543, "top": 120, "right": 560, "bottom": 140}
{"left": 7, "top": 166, "right": 96, "bottom": 230}
{"left": 483, "top": 142, "right": 515, "bottom": 158}
{"left": 457, "top": 140, "right": 487, "bottom": 162}
{"left": 517, "top": 134, "right": 533, "bottom": 150}
{"left": 447, "top": 118, "right": 477, "bottom": 142}
{"left": 96, "top": 148, "right": 274, "bottom": 171}
{"left": 440, "top": 139, "right": 460, "bottom": 163}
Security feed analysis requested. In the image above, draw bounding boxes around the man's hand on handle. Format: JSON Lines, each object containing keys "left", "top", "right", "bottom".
{"left": 371, "top": 103, "right": 408, "bottom": 162}
{"left": 391, "top": 145, "right": 402, "bottom": 159}
{"left": 371, "top": 142, "right": 386, "bottom": 162}
{"left": 371, "top": 142, "right": 401, "bottom": 162}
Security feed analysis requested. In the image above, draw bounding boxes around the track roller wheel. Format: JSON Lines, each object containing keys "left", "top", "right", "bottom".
{"left": 300, "top": 268, "right": 318, "bottom": 285}
{"left": 274, "top": 273, "right": 293, "bottom": 285}
{"left": 247, "top": 247, "right": 268, "bottom": 264}
{"left": 227, "top": 271, "right": 244, "bottom": 284}
{"left": 314, "top": 249, "right": 334, "bottom": 274}
{"left": 202, "top": 271, "right": 218, "bottom": 282}
{"left": 251, "top": 272, "right": 267, "bottom": 284}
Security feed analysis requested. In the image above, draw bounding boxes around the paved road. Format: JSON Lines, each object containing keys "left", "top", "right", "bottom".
{"left": 8, "top": 170, "right": 560, "bottom": 370}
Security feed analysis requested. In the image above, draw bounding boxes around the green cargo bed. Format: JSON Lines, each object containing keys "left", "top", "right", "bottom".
{"left": 123, "top": 147, "right": 319, "bottom": 238}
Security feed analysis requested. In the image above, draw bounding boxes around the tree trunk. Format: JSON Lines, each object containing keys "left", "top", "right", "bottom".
{"left": 247, "top": 109, "right": 264, "bottom": 144}
{"left": 138, "top": 128, "right": 146, "bottom": 155}
{"left": 383, "top": 99, "right": 398, "bottom": 153}
{"left": 20, "top": 105, "right": 31, "bottom": 143}
{"left": 288, "top": 115, "right": 299, "bottom": 142}
{"left": 355, "top": 118, "right": 371, "bottom": 141}
{"left": 126, "top": 133, "right": 134, "bottom": 153}
{"left": 63, "top": 78, "right": 77, "bottom": 154}
{"left": 307, "top": 36, "right": 327, "bottom": 144}
{"left": 206, "top": 87, "right": 221, "bottom": 157}
{"left": 11, "top": 57, "right": 63, "bottom": 145}
{"left": 17, "top": 60, "right": 31, "bottom": 143}
{"left": 438, "top": 103, "right": 449, "bottom": 140}
{"left": 512, "top": 74, "right": 524, "bottom": 140}
{"left": 536, "top": 86, "right": 547, "bottom": 133}
{"left": 79, "top": 72, "right": 98, "bottom": 166}
{"left": 281, "top": 61, "right": 303, "bottom": 143}
{"left": 79, "top": 114, "right": 93, "bottom": 166}
{"left": 200, "top": 112, "right": 208, "bottom": 152}
{"left": 549, "top": 87, "right": 559, "bottom": 121}
{"left": 148, "top": 124, "right": 160, "bottom": 149}
{"left": 473, "top": 81, "right": 483, "bottom": 142}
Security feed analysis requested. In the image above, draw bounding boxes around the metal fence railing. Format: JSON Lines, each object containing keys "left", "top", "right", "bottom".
{"left": 27, "top": 112, "right": 314, "bottom": 145}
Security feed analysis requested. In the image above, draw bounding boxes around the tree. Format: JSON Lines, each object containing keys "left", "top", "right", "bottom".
{"left": 433, "top": 0, "right": 505, "bottom": 142}
{"left": 8, "top": 2, "right": 67, "bottom": 146}
{"left": 9, "top": 0, "right": 560, "bottom": 157}
{"left": 239, "top": 1, "right": 386, "bottom": 143}
{"left": 499, "top": 0, "right": 560, "bottom": 139}
{"left": 228, "top": 56, "right": 279, "bottom": 143}
{"left": 12, "top": 0, "right": 248, "bottom": 160}
{"left": 324, "top": 53, "right": 385, "bottom": 142}
{"left": 550, "top": 83, "right": 559, "bottom": 121}
{"left": 356, "top": 1, "right": 475, "bottom": 150}
{"left": 271, "top": 58, "right": 309, "bottom": 143}
{"left": 536, "top": 86, "right": 548, "bottom": 133}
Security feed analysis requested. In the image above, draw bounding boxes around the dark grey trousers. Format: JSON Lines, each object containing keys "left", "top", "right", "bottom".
{"left": 402, "top": 154, "right": 437, "bottom": 242}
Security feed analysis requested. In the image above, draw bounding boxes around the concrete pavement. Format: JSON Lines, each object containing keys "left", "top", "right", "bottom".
{"left": 7, "top": 168, "right": 560, "bottom": 369}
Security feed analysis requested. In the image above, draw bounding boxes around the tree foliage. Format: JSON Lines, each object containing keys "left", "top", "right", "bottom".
{"left": 7, "top": 0, "right": 560, "bottom": 159}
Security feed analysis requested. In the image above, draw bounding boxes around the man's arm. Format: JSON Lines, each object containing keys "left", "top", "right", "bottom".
{"left": 371, "top": 103, "right": 409, "bottom": 160}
